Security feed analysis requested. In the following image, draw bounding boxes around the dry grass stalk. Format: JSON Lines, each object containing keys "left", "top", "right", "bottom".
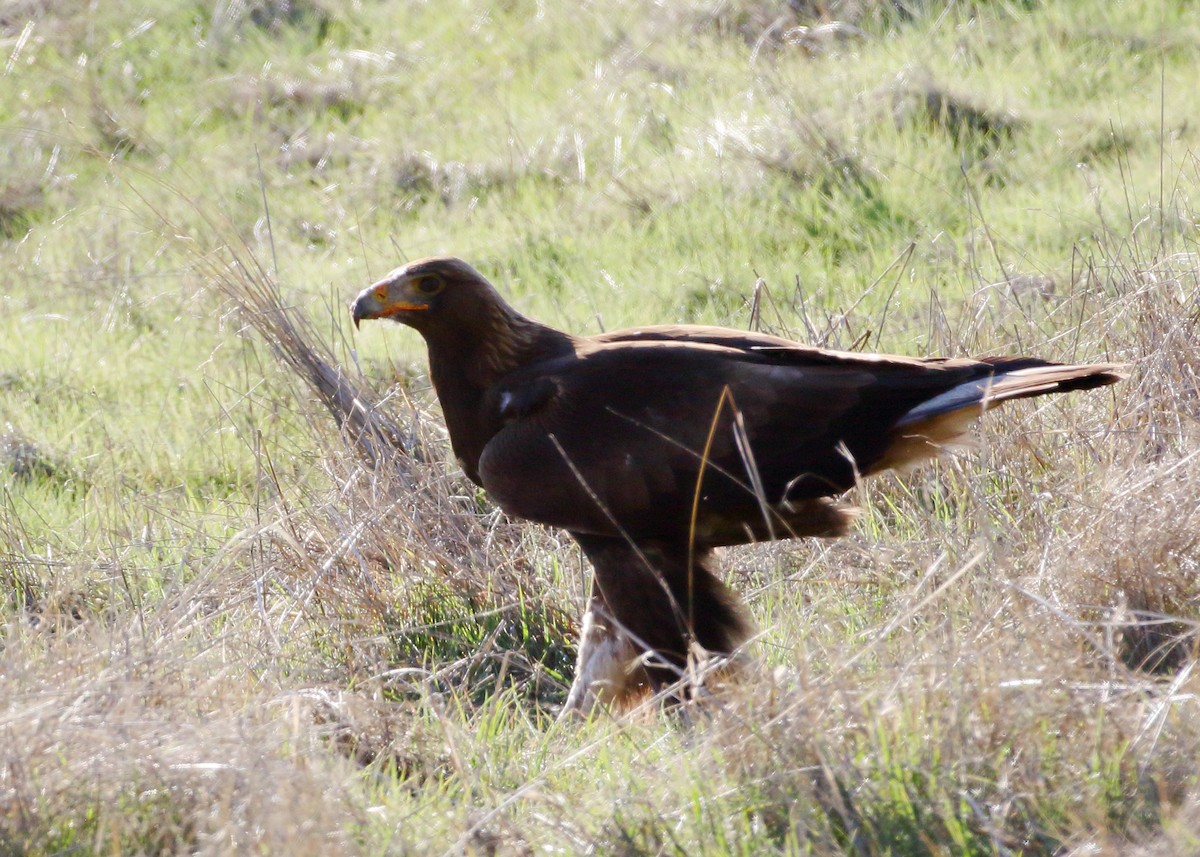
{"left": 181, "top": 231, "right": 414, "bottom": 474}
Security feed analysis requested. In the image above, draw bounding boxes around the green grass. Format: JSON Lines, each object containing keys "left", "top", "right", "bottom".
{"left": 1, "top": 0, "right": 1199, "bottom": 853}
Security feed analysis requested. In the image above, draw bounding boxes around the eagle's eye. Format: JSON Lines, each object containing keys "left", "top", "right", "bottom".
{"left": 413, "top": 275, "right": 443, "bottom": 296}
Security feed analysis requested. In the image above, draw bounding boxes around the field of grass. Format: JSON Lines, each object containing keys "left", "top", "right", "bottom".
{"left": 1, "top": 0, "right": 1198, "bottom": 853}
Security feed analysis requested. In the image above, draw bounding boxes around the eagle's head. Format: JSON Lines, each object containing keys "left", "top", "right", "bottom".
{"left": 351, "top": 256, "right": 500, "bottom": 335}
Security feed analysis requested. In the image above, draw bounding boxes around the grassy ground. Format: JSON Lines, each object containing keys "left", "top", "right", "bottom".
{"left": 1, "top": 0, "right": 1198, "bottom": 853}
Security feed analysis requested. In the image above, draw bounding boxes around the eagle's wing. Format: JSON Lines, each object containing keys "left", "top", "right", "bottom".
{"left": 477, "top": 337, "right": 1118, "bottom": 545}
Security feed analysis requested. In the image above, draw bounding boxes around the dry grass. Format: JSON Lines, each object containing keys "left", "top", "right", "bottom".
{"left": 0, "top": 337, "right": 575, "bottom": 851}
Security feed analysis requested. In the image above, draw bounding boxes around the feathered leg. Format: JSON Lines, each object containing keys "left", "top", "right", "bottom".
{"left": 560, "top": 581, "right": 641, "bottom": 716}
{"left": 561, "top": 533, "right": 751, "bottom": 716}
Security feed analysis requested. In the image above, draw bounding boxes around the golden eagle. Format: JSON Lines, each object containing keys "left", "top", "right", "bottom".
{"left": 352, "top": 256, "right": 1121, "bottom": 714}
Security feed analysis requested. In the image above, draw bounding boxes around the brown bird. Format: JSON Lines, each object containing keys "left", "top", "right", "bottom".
{"left": 351, "top": 256, "right": 1122, "bottom": 714}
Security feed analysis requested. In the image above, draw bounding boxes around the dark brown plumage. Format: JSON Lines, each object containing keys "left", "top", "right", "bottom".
{"left": 352, "top": 256, "right": 1123, "bottom": 714}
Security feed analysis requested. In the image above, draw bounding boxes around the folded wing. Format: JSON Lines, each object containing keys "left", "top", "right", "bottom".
{"left": 477, "top": 335, "right": 1122, "bottom": 546}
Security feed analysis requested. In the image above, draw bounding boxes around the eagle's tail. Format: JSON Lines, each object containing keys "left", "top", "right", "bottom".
{"left": 871, "top": 359, "right": 1125, "bottom": 475}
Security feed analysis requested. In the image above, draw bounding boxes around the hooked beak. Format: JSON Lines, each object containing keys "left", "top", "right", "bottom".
{"left": 351, "top": 277, "right": 429, "bottom": 330}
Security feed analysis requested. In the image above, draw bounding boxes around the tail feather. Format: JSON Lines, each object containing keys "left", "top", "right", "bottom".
{"left": 872, "top": 360, "right": 1124, "bottom": 476}
{"left": 898, "top": 360, "right": 1124, "bottom": 428}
